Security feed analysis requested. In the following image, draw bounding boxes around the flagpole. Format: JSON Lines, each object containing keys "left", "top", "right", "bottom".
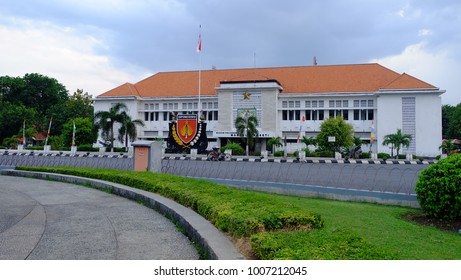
{"left": 197, "top": 25, "right": 202, "bottom": 116}
{"left": 22, "top": 119, "right": 26, "bottom": 146}
{"left": 45, "top": 116, "right": 52, "bottom": 146}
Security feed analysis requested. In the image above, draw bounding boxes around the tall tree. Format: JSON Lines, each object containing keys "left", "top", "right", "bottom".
{"left": 117, "top": 112, "right": 145, "bottom": 151}
{"left": 382, "top": 129, "right": 412, "bottom": 158}
{"left": 235, "top": 114, "right": 259, "bottom": 156}
{"left": 61, "top": 118, "right": 98, "bottom": 147}
{"left": 94, "top": 102, "right": 128, "bottom": 152}
{"left": 317, "top": 117, "right": 354, "bottom": 152}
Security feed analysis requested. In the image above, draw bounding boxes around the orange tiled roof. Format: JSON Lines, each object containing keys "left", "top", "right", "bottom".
{"left": 98, "top": 63, "right": 437, "bottom": 98}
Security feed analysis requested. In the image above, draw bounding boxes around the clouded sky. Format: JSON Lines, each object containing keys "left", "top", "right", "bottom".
{"left": 0, "top": 0, "right": 460, "bottom": 104}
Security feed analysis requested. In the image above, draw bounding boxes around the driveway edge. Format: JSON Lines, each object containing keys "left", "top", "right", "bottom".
{"left": 0, "top": 169, "right": 244, "bottom": 260}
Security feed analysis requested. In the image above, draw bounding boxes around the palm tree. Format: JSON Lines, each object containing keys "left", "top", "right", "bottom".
{"left": 382, "top": 129, "right": 412, "bottom": 158}
{"left": 118, "top": 112, "right": 145, "bottom": 152}
{"left": 94, "top": 102, "right": 128, "bottom": 152}
{"left": 301, "top": 136, "right": 317, "bottom": 148}
{"left": 439, "top": 139, "right": 455, "bottom": 155}
{"left": 235, "top": 114, "right": 259, "bottom": 156}
{"left": 267, "top": 136, "right": 283, "bottom": 153}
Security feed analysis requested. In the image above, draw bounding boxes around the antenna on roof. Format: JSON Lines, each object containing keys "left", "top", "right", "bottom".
{"left": 313, "top": 56, "right": 318, "bottom": 66}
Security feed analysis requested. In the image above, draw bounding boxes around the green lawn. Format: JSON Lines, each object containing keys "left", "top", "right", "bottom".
{"left": 16, "top": 166, "right": 461, "bottom": 260}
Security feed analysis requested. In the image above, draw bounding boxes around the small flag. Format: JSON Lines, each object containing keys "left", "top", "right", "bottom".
{"left": 197, "top": 27, "right": 202, "bottom": 52}
{"left": 370, "top": 121, "right": 376, "bottom": 146}
{"left": 297, "top": 115, "right": 305, "bottom": 142}
{"left": 45, "top": 116, "right": 52, "bottom": 146}
{"left": 72, "top": 121, "right": 76, "bottom": 146}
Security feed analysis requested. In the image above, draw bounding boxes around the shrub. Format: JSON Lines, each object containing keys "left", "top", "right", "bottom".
{"left": 77, "top": 144, "right": 98, "bottom": 152}
{"left": 221, "top": 142, "right": 244, "bottom": 156}
{"left": 360, "top": 152, "right": 371, "bottom": 159}
{"left": 273, "top": 151, "right": 284, "bottom": 157}
{"left": 312, "top": 150, "right": 334, "bottom": 158}
{"left": 26, "top": 146, "right": 44, "bottom": 151}
{"left": 377, "top": 153, "right": 390, "bottom": 160}
{"left": 415, "top": 154, "right": 461, "bottom": 220}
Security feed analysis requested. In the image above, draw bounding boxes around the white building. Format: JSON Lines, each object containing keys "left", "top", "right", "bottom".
{"left": 94, "top": 63, "right": 444, "bottom": 156}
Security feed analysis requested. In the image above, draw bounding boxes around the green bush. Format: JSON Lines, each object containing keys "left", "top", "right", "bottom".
{"left": 415, "top": 154, "right": 461, "bottom": 220}
{"left": 26, "top": 146, "right": 44, "bottom": 151}
{"left": 312, "top": 150, "right": 334, "bottom": 158}
{"left": 251, "top": 228, "right": 393, "bottom": 260}
{"left": 378, "top": 153, "right": 390, "bottom": 160}
{"left": 221, "top": 142, "right": 245, "bottom": 156}
{"left": 273, "top": 151, "right": 284, "bottom": 157}
{"left": 77, "top": 144, "right": 98, "bottom": 152}
{"left": 361, "top": 152, "right": 371, "bottom": 159}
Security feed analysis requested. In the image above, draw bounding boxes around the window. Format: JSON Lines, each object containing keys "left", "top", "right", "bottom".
{"left": 343, "top": 100, "right": 349, "bottom": 107}
{"left": 144, "top": 112, "right": 149, "bottom": 121}
{"left": 312, "top": 101, "right": 318, "bottom": 108}
{"left": 150, "top": 112, "right": 154, "bottom": 121}
{"left": 329, "top": 100, "right": 335, "bottom": 108}
{"left": 336, "top": 100, "right": 342, "bottom": 107}
{"left": 343, "top": 110, "right": 349, "bottom": 120}
{"left": 368, "top": 109, "right": 374, "bottom": 120}
{"left": 289, "top": 110, "right": 294, "bottom": 120}
{"left": 202, "top": 102, "right": 207, "bottom": 109}
{"left": 163, "top": 103, "right": 168, "bottom": 110}
{"left": 336, "top": 110, "right": 342, "bottom": 117}
{"left": 305, "top": 101, "right": 311, "bottom": 108}
{"left": 289, "top": 101, "right": 294, "bottom": 108}
{"left": 318, "top": 100, "right": 324, "bottom": 108}
{"left": 368, "top": 100, "right": 374, "bottom": 107}
{"left": 295, "top": 110, "right": 301, "bottom": 120}
{"left": 354, "top": 109, "right": 360, "bottom": 120}
{"left": 318, "top": 110, "right": 324, "bottom": 120}
{"left": 295, "top": 101, "right": 301, "bottom": 108}
{"left": 354, "top": 100, "right": 360, "bottom": 107}
{"left": 361, "top": 109, "right": 367, "bottom": 120}
{"left": 208, "top": 111, "right": 213, "bottom": 121}
{"left": 144, "top": 104, "right": 149, "bottom": 110}
{"left": 163, "top": 112, "right": 168, "bottom": 121}
{"left": 282, "top": 101, "right": 288, "bottom": 108}
{"left": 312, "top": 110, "right": 318, "bottom": 121}
{"left": 282, "top": 110, "right": 288, "bottom": 120}
{"left": 361, "top": 100, "right": 367, "bottom": 107}
{"left": 329, "top": 110, "right": 335, "bottom": 118}
{"left": 305, "top": 110, "right": 311, "bottom": 120}
{"left": 214, "top": 111, "right": 218, "bottom": 120}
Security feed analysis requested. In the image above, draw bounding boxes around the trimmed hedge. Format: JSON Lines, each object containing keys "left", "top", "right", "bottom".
{"left": 251, "top": 228, "right": 394, "bottom": 260}
{"left": 415, "top": 154, "right": 461, "bottom": 220}
{"left": 221, "top": 143, "right": 244, "bottom": 156}
{"left": 16, "top": 166, "right": 323, "bottom": 237}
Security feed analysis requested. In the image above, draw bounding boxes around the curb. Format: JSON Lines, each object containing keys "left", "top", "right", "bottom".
{"left": 162, "top": 156, "right": 436, "bottom": 165}
{"left": 0, "top": 169, "right": 244, "bottom": 260}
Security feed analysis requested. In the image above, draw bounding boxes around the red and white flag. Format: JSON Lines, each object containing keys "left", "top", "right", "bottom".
{"left": 197, "top": 33, "right": 202, "bottom": 52}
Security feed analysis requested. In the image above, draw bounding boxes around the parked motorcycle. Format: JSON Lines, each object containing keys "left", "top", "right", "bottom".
{"left": 207, "top": 148, "right": 227, "bottom": 161}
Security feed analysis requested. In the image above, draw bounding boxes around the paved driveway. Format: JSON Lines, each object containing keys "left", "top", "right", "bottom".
{"left": 0, "top": 175, "right": 198, "bottom": 260}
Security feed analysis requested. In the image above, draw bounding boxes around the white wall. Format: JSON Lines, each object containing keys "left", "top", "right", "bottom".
{"left": 376, "top": 92, "right": 442, "bottom": 156}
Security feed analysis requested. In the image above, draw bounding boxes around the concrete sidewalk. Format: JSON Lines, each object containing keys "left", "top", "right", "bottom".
{"left": 0, "top": 175, "right": 199, "bottom": 260}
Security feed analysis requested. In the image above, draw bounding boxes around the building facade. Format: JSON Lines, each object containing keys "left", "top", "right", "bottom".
{"left": 94, "top": 63, "right": 444, "bottom": 156}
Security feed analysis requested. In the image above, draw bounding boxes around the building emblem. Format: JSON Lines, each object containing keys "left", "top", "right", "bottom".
{"left": 242, "top": 91, "right": 251, "bottom": 100}
{"left": 172, "top": 114, "right": 201, "bottom": 147}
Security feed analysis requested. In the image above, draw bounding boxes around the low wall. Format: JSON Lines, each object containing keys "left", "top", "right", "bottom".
{"left": 0, "top": 151, "right": 132, "bottom": 170}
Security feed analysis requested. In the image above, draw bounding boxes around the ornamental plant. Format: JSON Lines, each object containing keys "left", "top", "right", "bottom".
{"left": 415, "top": 154, "right": 461, "bottom": 220}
